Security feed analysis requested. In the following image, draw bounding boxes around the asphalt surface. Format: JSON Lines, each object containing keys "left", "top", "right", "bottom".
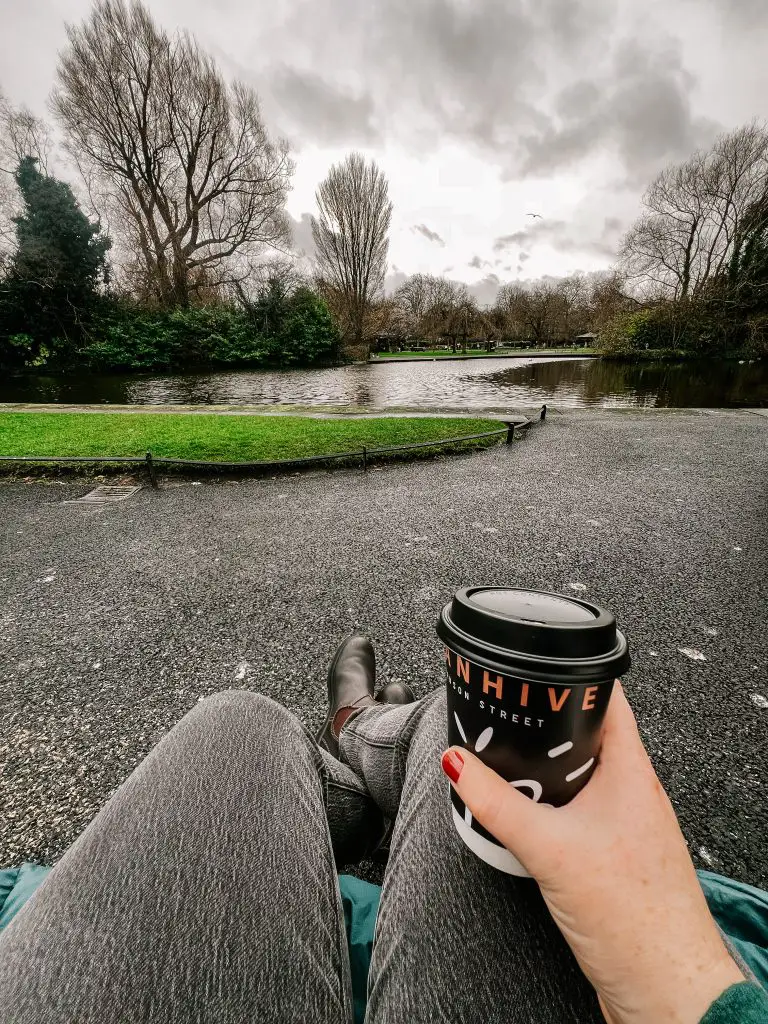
{"left": 1, "top": 408, "right": 766, "bottom": 887}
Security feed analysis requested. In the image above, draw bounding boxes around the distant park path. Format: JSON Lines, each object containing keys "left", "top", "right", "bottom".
{"left": 1, "top": 408, "right": 766, "bottom": 887}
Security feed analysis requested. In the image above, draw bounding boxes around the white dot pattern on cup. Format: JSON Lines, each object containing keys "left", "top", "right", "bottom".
{"left": 547, "top": 740, "right": 574, "bottom": 758}
{"left": 565, "top": 758, "right": 595, "bottom": 782}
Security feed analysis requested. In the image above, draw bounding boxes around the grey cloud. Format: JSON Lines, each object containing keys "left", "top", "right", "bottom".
{"left": 288, "top": 212, "right": 315, "bottom": 257}
{"left": 491, "top": 215, "right": 627, "bottom": 261}
{"left": 468, "top": 254, "right": 490, "bottom": 269}
{"left": 383, "top": 269, "right": 408, "bottom": 294}
{"left": 254, "top": 0, "right": 621, "bottom": 168}
{"left": 703, "top": 0, "right": 768, "bottom": 27}
{"left": 493, "top": 219, "right": 568, "bottom": 252}
{"left": 468, "top": 273, "right": 501, "bottom": 307}
{"left": 493, "top": 232, "right": 527, "bottom": 252}
{"left": 269, "top": 67, "right": 380, "bottom": 146}
{"left": 245, "top": 0, "right": 724, "bottom": 185}
{"left": 518, "top": 39, "right": 720, "bottom": 182}
{"left": 412, "top": 223, "right": 445, "bottom": 245}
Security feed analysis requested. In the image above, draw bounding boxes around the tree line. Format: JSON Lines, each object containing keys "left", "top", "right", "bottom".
{"left": 379, "top": 270, "right": 632, "bottom": 352}
{"left": 613, "top": 123, "right": 768, "bottom": 356}
{"left": 1, "top": 0, "right": 767, "bottom": 373}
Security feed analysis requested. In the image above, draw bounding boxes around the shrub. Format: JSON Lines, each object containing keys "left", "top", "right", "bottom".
{"left": 53, "top": 294, "right": 339, "bottom": 372}
{"left": 598, "top": 302, "right": 729, "bottom": 356}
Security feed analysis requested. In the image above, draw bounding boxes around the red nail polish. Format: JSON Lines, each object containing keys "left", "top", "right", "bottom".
{"left": 442, "top": 749, "right": 464, "bottom": 783}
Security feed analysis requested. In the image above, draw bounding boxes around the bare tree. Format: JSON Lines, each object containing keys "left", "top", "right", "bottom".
{"left": 621, "top": 123, "right": 768, "bottom": 299}
{"left": 391, "top": 272, "right": 433, "bottom": 338}
{"left": 0, "top": 93, "right": 52, "bottom": 175}
{"left": 53, "top": 0, "right": 293, "bottom": 307}
{"left": 494, "top": 280, "right": 561, "bottom": 345}
{"left": 0, "top": 90, "right": 53, "bottom": 260}
{"left": 311, "top": 152, "right": 392, "bottom": 350}
{"left": 563, "top": 274, "right": 591, "bottom": 337}
{"left": 584, "top": 270, "right": 638, "bottom": 329}
{"left": 433, "top": 283, "right": 481, "bottom": 351}
{"left": 392, "top": 273, "right": 459, "bottom": 340}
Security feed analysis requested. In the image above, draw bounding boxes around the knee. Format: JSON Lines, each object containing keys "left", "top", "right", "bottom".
{"left": 195, "top": 689, "right": 294, "bottom": 727}
{"left": 190, "top": 690, "right": 305, "bottom": 750}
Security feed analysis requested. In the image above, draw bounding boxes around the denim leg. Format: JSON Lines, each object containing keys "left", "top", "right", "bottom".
{"left": 339, "top": 692, "right": 443, "bottom": 822}
{"left": 358, "top": 690, "right": 603, "bottom": 1024}
{"left": 0, "top": 691, "right": 354, "bottom": 1024}
{"left": 320, "top": 746, "right": 387, "bottom": 865}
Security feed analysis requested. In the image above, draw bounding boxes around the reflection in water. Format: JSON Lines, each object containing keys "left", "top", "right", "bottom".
{"left": 1, "top": 357, "right": 766, "bottom": 409}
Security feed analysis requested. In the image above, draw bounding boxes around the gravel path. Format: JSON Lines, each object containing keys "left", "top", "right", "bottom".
{"left": 1, "top": 408, "right": 766, "bottom": 886}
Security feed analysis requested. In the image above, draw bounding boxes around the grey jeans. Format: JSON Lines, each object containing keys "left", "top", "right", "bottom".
{"left": 0, "top": 689, "right": 601, "bottom": 1023}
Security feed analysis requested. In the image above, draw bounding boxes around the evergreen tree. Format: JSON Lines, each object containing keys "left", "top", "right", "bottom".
{"left": 729, "top": 198, "right": 768, "bottom": 312}
{"left": 0, "top": 157, "right": 111, "bottom": 367}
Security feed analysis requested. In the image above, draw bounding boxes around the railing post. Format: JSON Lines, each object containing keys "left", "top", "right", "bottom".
{"left": 506, "top": 423, "right": 515, "bottom": 444}
{"left": 540, "top": 403, "right": 547, "bottom": 421}
{"left": 145, "top": 450, "right": 158, "bottom": 489}
{"left": 362, "top": 446, "right": 368, "bottom": 472}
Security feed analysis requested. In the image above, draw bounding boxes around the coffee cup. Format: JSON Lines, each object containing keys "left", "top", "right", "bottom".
{"left": 438, "top": 587, "right": 631, "bottom": 876}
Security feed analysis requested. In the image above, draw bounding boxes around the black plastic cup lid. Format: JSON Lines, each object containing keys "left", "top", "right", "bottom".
{"left": 438, "top": 587, "right": 630, "bottom": 683}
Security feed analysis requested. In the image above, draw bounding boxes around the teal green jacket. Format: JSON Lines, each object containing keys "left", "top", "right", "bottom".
{"left": 702, "top": 982, "right": 768, "bottom": 1022}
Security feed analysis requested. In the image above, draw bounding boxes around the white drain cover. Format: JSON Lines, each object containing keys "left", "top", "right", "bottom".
{"left": 64, "top": 485, "right": 142, "bottom": 505}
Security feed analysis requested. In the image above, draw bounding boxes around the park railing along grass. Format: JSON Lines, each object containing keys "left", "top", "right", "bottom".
{"left": 0, "top": 409, "right": 546, "bottom": 481}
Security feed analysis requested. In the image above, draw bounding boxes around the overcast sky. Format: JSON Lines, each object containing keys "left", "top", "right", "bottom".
{"left": 2, "top": 0, "right": 767, "bottom": 303}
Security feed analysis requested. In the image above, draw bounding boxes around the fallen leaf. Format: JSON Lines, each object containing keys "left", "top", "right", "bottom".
{"left": 679, "top": 647, "right": 707, "bottom": 662}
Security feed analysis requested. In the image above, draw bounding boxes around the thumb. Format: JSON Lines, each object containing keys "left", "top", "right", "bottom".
{"left": 442, "top": 747, "right": 560, "bottom": 877}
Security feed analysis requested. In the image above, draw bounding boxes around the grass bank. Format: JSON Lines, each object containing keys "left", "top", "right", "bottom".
{"left": 372, "top": 347, "right": 596, "bottom": 359}
{"left": 0, "top": 411, "right": 505, "bottom": 469}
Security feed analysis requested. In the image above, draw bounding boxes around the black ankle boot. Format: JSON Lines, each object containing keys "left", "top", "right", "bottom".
{"left": 377, "top": 681, "right": 416, "bottom": 705}
{"left": 317, "top": 635, "right": 377, "bottom": 759}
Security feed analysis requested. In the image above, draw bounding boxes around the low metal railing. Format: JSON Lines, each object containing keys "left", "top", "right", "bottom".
{"left": 0, "top": 405, "right": 546, "bottom": 487}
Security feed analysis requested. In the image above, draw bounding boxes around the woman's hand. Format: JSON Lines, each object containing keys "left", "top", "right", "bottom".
{"left": 442, "top": 683, "right": 743, "bottom": 1024}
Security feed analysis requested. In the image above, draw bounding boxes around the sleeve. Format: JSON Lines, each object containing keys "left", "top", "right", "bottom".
{"left": 700, "top": 982, "right": 768, "bottom": 1023}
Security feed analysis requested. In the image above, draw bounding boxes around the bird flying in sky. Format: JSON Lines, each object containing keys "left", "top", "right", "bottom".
{"left": 526, "top": 212, "right": 543, "bottom": 219}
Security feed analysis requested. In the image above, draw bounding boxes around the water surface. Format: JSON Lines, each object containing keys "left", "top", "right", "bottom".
{"left": 2, "top": 357, "right": 765, "bottom": 409}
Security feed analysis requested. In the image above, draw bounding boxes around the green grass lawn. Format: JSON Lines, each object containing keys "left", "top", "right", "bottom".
{"left": 372, "top": 347, "right": 596, "bottom": 359}
{"left": 0, "top": 412, "right": 504, "bottom": 465}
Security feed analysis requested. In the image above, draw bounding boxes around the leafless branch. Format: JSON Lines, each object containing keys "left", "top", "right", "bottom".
{"left": 52, "top": 0, "right": 294, "bottom": 306}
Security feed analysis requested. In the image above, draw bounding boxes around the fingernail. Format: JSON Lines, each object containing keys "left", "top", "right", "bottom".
{"left": 441, "top": 749, "right": 464, "bottom": 784}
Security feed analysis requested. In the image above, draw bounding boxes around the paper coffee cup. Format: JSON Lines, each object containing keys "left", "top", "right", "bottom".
{"left": 438, "top": 587, "right": 631, "bottom": 876}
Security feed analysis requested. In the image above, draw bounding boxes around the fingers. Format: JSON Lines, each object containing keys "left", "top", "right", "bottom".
{"left": 442, "top": 747, "right": 560, "bottom": 877}
{"left": 598, "top": 682, "right": 647, "bottom": 769}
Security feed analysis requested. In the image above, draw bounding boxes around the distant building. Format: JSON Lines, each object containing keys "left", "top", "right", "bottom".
{"left": 372, "top": 331, "right": 404, "bottom": 353}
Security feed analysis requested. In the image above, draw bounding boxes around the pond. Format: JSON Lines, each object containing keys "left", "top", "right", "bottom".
{"left": 1, "top": 356, "right": 766, "bottom": 410}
